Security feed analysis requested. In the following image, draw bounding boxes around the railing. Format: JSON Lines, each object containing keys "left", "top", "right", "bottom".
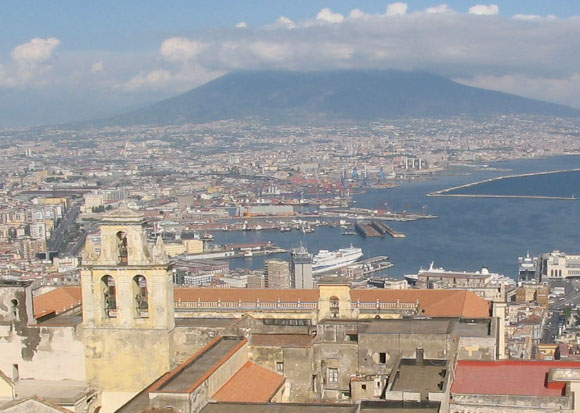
{"left": 353, "top": 301, "right": 418, "bottom": 310}
{"left": 174, "top": 300, "right": 318, "bottom": 310}
{"left": 174, "top": 299, "right": 419, "bottom": 312}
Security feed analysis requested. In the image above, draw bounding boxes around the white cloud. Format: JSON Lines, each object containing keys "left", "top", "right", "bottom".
{"left": 250, "top": 41, "right": 292, "bottom": 62}
{"left": 425, "top": 4, "right": 453, "bottom": 14}
{"left": 275, "top": 16, "right": 297, "bottom": 29}
{"left": 468, "top": 4, "right": 499, "bottom": 16}
{"left": 457, "top": 73, "right": 580, "bottom": 108}
{"left": 124, "top": 69, "right": 172, "bottom": 91}
{"left": 0, "top": 37, "right": 62, "bottom": 86}
{"left": 235, "top": 22, "right": 247, "bottom": 28}
{"left": 349, "top": 9, "right": 366, "bottom": 19}
{"left": 11, "top": 37, "right": 60, "bottom": 64}
{"left": 160, "top": 37, "right": 206, "bottom": 63}
{"left": 91, "top": 61, "right": 104, "bottom": 73}
{"left": 386, "top": 2, "right": 408, "bottom": 17}
{"left": 514, "top": 14, "right": 557, "bottom": 21}
{"left": 316, "top": 8, "right": 345, "bottom": 24}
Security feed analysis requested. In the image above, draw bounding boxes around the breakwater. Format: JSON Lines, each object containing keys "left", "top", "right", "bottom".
{"left": 428, "top": 168, "right": 580, "bottom": 200}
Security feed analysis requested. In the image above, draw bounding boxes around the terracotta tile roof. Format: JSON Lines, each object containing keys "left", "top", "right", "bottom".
{"left": 250, "top": 334, "right": 315, "bottom": 348}
{"left": 34, "top": 286, "right": 489, "bottom": 320}
{"left": 34, "top": 286, "right": 82, "bottom": 319}
{"left": 212, "top": 361, "right": 285, "bottom": 403}
{"left": 452, "top": 360, "right": 580, "bottom": 396}
{"left": 351, "top": 289, "right": 490, "bottom": 318}
{"left": 174, "top": 288, "right": 320, "bottom": 303}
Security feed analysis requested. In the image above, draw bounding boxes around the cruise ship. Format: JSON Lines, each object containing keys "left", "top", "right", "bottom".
{"left": 405, "top": 262, "right": 516, "bottom": 287}
{"left": 312, "top": 246, "right": 363, "bottom": 274}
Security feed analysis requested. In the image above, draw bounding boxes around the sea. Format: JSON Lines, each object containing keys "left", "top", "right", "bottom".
{"left": 212, "top": 155, "right": 580, "bottom": 279}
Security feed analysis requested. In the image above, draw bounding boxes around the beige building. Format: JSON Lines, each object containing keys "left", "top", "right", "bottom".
{"left": 266, "top": 259, "right": 290, "bottom": 289}
{"left": 542, "top": 250, "right": 580, "bottom": 279}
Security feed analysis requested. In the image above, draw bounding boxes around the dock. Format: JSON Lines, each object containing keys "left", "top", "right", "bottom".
{"left": 350, "top": 256, "right": 394, "bottom": 275}
{"left": 355, "top": 222, "right": 383, "bottom": 238}
{"left": 371, "top": 221, "right": 406, "bottom": 238}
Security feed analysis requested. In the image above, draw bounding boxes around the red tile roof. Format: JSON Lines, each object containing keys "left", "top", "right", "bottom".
{"left": 212, "top": 361, "right": 285, "bottom": 403}
{"left": 452, "top": 360, "right": 580, "bottom": 396}
{"left": 174, "top": 288, "right": 320, "bottom": 303}
{"left": 32, "top": 286, "right": 490, "bottom": 319}
{"left": 34, "top": 286, "right": 82, "bottom": 319}
{"left": 351, "top": 289, "right": 490, "bottom": 318}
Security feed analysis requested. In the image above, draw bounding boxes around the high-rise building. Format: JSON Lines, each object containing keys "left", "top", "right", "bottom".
{"left": 291, "top": 245, "right": 313, "bottom": 289}
{"left": 265, "top": 259, "right": 290, "bottom": 289}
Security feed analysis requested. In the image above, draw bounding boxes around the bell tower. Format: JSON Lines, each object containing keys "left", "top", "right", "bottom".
{"left": 81, "top": 204, "right": 175, "bottom": 410}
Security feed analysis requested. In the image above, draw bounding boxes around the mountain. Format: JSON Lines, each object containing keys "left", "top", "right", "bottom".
{"left": 106, "top": 70, "right": 580, "bottom": 126}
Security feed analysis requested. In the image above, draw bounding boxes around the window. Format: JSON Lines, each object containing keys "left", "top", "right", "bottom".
{"left": 379, "top": 352, "right": 387, "bottom": 364}
{"left": 347, "top": 334, "right": 358, "bottom": 342}
{"left": 133, "top": 275, "right": 149, "bottom": 317}
{"left": 330, "top": 296, "right": 339, "bottom": 318}
{"left": 276, "top": 362, "right": 284, "bottom": 373}
{"left": 328, "top": 368, "right": 338, "bottom": 383}
{"left": 101, "top": 275, "right": 116, "bottom": 317}
{"left": 10, "top": 299, "right": 19, "bottom": 319}
{"left": 361, "top": 384, "right": 367, "bottom": 390}
{"left": 12, "top": 364, "right": 18, "bottom": 382}
{"left": 116, "top": 231, "right": 128, "bottom": 264}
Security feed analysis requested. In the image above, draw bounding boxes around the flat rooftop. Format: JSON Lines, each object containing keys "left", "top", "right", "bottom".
{"left": 13, "top": 379, "right": 94, "bottom": 404}
{"left": 359, "top": 319, "right": 452, "bottom": 335}
{"left": 391, "top": 363, "right": 446, "bottom": 394}
{"left": 360, "top": 400, "right": 440, "bottom": 412}
{"left": 250, "top": 334, "right": 315, "bottom": 348}
{"left": 154, "top": 337, "right": 244, "bottom": 393}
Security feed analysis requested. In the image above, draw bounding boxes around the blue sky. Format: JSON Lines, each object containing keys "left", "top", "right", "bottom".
{"left": 0, "top": 1, "right": 579, "bottom": 126}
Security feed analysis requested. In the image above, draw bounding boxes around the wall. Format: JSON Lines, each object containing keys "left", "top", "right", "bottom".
{"left": 84, "top": 328, "right": 174, "bottom": 393}
{"left": 314, "top": 342, "right": 358, "bottom": 400}
{"left": 0, "top": 324, "right": 86, "bottom": 381}
{"left": 449, "top": 393, "right": 573, "bottom": 412}
{"left": 249, "top": 343, "right": 315, "bottom": 402}
{"left": 358, "top": 333, "right": 448, "bottom": 376}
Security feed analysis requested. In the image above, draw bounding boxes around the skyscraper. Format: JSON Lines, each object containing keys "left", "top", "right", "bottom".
{"left": 291, "top": 245, "right": 313, "bottom": 289}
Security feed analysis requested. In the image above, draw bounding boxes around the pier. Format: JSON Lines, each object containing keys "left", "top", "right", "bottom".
{"left": 350, "top": 256, "right": 394, "bottom": 276}
{"left": 429, "top": 168, "right": 580, "bottom": 200}
{"left": 355, "top": 222, "right": 383, "bottom": 238}
{"left": 371, "top": 221, "right": 406, "bottom": 238}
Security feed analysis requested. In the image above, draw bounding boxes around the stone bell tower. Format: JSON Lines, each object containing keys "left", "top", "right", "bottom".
{"left": 81, "top": 204, "right": 175, "bottom": 411}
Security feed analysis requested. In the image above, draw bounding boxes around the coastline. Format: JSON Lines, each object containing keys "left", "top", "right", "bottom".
{"left": 428, "top": 168, "right": 580, "bottom": 200}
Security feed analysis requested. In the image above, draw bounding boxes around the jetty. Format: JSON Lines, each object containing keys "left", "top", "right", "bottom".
{"left": 371, "top": 221, "right": 406, "bottom": 238}
{"left": 350, "top": 256, "right": 394, "bottom": 276}
{"left": 429, "top": 168, "right": 580, "bottom": 200}
{"left": 355, "top": 222, "right": 383, "bottom": 238}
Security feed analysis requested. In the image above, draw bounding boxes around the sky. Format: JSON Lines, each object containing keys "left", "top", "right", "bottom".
{"left": 1, "top": 1, "right": 580, "bottom": 127}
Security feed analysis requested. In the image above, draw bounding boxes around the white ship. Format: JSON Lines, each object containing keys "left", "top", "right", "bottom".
{"left": 313, "top": 246, "right": 363, "bottom": 274}
{"left": 405, "top": 262, "right": 516, "bottom": 287}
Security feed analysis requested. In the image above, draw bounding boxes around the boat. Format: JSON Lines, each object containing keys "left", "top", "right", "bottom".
{"left": 405, "top": 262, "right": 516, "bottom": 287}
{"left": 518, "top": 251, "right": 538, "bottom": 282}
{"left": 313, "top": 246, "right": 363, "bottom": 274}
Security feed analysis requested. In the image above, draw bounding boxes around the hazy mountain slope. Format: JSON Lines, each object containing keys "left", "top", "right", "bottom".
{"left": 106, "top": 70, "right": 580, "bottom": 125}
